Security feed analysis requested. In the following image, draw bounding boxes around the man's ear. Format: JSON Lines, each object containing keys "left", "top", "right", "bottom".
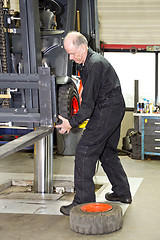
{"left": 80, "top": 43, "right": 86, "bottom": 52}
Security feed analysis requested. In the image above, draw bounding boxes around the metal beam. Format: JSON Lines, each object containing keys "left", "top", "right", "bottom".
{"left": 0, "top": 73, "right": 39, "bottom": 81}
{"left": 0, "top": 73, "right": 39, "bottom": 88}
{"left": 19, "top": 0, "right": 42, "bottom": 74}
{"left": 0, "top": 112, "right": 40, "bottom": 123}
{"left": 0, "top": 81, "right": 38, "bottom": 89}
{"left": 39, "top": 67, "right": 53, "bottom": 126}
{"left": 0, "top": 127, "right": 53, "bottom": 159}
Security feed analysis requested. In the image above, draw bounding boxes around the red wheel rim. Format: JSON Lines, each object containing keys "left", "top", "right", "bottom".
{"left": 81, "top": 203, "right": 112, "bottom": 213}
{"left": 71, "top": 97, "right": 79, "bottom": 116}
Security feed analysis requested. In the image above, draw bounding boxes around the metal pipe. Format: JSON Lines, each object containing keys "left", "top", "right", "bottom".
{"left": 155, "top": 52, "right": 158, "bottom": 105}
{"left": 11, "top": 16, "right": 21, "bottom": 20}
{"left": 0, "top": 122, "right": 11, "bottom": 126}
{"left": 77, "top": 10, "right": 80, "bottom": 32}
{"left": 134, "top": 80, "right": 139, "bottom": 112}
{"left": 34, "top": 137, "right": 45, "bottom": 193}
{"left": 46, "top": 133, "right": 53, "bottom": 193}
{"left": 34, "top": 132, "right": 53, "bottom": 193}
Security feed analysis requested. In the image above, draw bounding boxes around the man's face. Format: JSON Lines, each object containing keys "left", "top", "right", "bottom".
{"left": 64, "top": 41, "right": 84, "bottom": 64}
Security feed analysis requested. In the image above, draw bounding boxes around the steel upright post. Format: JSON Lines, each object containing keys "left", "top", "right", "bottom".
{"left": 34, "top": 132, "right": 53, "bottom": 193}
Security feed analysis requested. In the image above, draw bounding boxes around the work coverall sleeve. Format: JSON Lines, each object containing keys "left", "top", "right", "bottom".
{"left": 69, "top": 64, "right": 102, "bottom": 128}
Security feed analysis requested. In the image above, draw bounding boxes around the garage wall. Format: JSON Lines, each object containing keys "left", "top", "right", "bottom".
{"left": 97, "top": 0, "right": 160, "bottom": 44}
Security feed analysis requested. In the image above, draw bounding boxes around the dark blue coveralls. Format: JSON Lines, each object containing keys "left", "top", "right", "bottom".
{"left": 69, "top": 48, "right": 132, "bottom": 204}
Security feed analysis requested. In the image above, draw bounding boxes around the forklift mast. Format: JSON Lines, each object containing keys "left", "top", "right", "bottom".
{"left": 0, "top": 0, "right": 100, "bottom": 193}
{"left": 0, "top": 0, "right": 100, "bottom": 154}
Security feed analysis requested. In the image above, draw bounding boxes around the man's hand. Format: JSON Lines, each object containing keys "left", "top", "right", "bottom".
{"left": 55, "top": 115, "right": 72, "bottom": 134}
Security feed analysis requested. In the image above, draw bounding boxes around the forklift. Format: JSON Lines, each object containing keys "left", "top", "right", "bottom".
{"left": 0, "top": 0, "right": 100, "bottom": 155}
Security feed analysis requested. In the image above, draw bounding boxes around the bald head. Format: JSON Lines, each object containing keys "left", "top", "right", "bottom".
{"left": 64, "top": 31, "right": 88, "bottom": 65}
{"left": 64, "top": 31, "right": 88, "bottom": 47}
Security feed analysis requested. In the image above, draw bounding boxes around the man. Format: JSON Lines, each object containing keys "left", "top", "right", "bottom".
{"left": 55, "top": 31, "right": 132, "bottom": 216}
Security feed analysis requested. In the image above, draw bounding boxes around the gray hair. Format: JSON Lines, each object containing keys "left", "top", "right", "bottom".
{"left": 64, "top": 31, "right": 88, "bottom": 47}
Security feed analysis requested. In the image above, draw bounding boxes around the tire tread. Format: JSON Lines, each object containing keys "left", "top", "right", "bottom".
{"left": 70, "top": 203, "right": 123, "bottom": 235}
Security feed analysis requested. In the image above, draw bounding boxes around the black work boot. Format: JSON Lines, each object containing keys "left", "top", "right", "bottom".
{"left": 60, "top": 202, "right": 78, "bottom": 216}
{"left": 105, "top": 192, "right": 132, "bottom": 204}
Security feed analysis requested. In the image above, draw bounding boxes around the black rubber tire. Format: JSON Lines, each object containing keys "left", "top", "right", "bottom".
{"left": 57, "top": 81, "right": 82, "bottom": 155}
{"left": 58, "top": 81, "right": 80, "bottom": 132}
{"left": 70, "top": 203, "right": 123, "bottom": 235}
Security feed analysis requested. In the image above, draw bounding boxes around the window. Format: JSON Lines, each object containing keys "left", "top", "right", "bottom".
{"left": 104, "top": 52, "right": 155, "bottom": 108}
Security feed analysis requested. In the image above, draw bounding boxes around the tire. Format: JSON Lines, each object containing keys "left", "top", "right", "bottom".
{"left": 70, "top": 203, "right": 123, "bottom": 235}
{"left": 58, "top": 81, "right": 80, "bottom": 132}
{"left": 57, "top": 81, "right": 82, "bottom": 155}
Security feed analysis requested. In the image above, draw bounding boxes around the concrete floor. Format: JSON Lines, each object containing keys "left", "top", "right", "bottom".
{"left": 0, "top": 151, "right": 160, "bottom": 240}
